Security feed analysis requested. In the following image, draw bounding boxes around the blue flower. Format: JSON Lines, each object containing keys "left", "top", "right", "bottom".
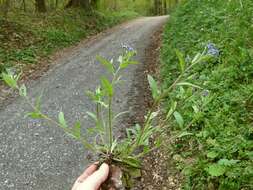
{"left": 122, "top": 43, "right": 135, "bottom": 52}
{"left": 202, "top": 90, "right": 209, "bottom": 97}
{"left": 206, "top": 43, "right": 219, "bottom": 57}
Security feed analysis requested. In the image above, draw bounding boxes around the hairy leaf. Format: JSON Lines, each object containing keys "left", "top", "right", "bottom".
{"left": 207, "top": 151, "right": 219, "bottom": 159}
{"left": 173, "top": 111, "right": 184, "bottom": 128}
{"left": 176, "top": 82, "right": 202, "bottom": 89}
{"left": 147, "top": 75, "right": 160, "bottom": 99}
{"left": 218, "top": 159, "right": 240, "bottom": 166}
{"left": 175, "top": 49, "right": 185, "bottom": 73}
{"left": 25, "top": 112, "right": 43, "bottom": 119}
{"left": 72, "top": 122, "right": 81, "bottom": 139}
{"left": 96, "top": 55, "right": 114, "bottom": 73}
{"left": 206, "top": 164, "right": 226, "bottom": 177}
{"left": 58, "top": 112, "right": 67, "bottom": 128}
{"left": 101, "top": 77, "right": 113, "bottom": 97}
{"left": 2, "top": 72, "right": 18, "bottom": 89}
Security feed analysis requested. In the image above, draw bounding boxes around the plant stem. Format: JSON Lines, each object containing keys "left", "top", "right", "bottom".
{"left": 96, "top": 102, "right": 100, "bottom": 120}
{"left": 131, "top": 60, "right": 199, "bottom": 151}
{"left": 108, "top": 97, "right": 113, "bottom": 151}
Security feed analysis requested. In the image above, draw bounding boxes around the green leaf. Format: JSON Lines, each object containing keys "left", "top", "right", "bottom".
{"left": 19, "top": 84, "right": 27, "bottom": 97}
{"left": 176, "top": 82, "right": 203, "bottom": 89}
{"left": 166, "top": 101, "right": 177, "bottom": 120}
{"left": 153, "top": 138, "right": 162, "bottom": 149}
{"left": 118, "top": 55, "right": 123, "bottom": 63}
{"left": 207, "top": 151, "right": 219, "bottom": 159}
{"left": 25, "top": 112, "right": 44, "bottom": 119}
{"left": 110, "top": 139, "right": 118, "bottom": 153}
{"left": 58, "top": 112, "right": 67, "bottom": 128}
{"left": 218, "top": 159, "right": 239, "bottom": 166}
{"left": 96, "top": 55, "right": 114, "bottom": 73}
{"left": 113, "top": 111, "right": 129, "bottom": 121}
{"left": 97, "top": 100, "right": 108, "bottom": 108}
{"left": 175, "top": 49, "right": 185, "bottom": 73}
{"left": 72, "top": 122, "right": 81, "bottom": 139}
{"left": 206, "top": 164, "right": 226, "bottom": 177}
{"left": 86, "top": 111, "right": 98, "bottom": 122}
{"left": 2, "top": 72, "right": 18, "bottom": 88}
{"left": 147, "top": 75, "right": 160, "bottom": 99}
{"left": 35, "top": 92, "right": 43, "bottom": 110}
{"left": 101, "top": 77, "right": 113, "bottom": 97}
{"left": 81, "top": 139, "right": 95, "bottom": 152}
{"left": 245, "top": 151, "right": 253, "bottom": 159}
{"left": 173, "top": 111, "right": 184, "bottom": 128}
{"left": 192, "top": 105, "right": 199, "bottom": 113}
{"left": 192, "top": 53, "right": 202, "bottom": 64}
{"left": 86, "top": 90, "right": 96, "bottom": 101}
{"left": 120, "top": 60, "right": 139, "bottom": 69}
{"left": 177, "top": 131, "right": 193, "bottom": 138}
{"left": 122, "top": 156, "right": 141, "bottom": 168}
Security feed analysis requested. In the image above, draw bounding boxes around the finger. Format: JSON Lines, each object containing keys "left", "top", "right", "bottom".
{"left": 82, "top": 163, "right": 109, "bottom": 190}
{"left": 77, "top": 163, "right": 98, "bottom": 182}
{"left": 72, "top": 163, "right": 99, "bottom": 190}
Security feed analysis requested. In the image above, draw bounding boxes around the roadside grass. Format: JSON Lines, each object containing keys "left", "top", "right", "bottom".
{"left": 161, "top": 0, "right": 253, "bottom": 189}
{"left": 0, "top": 9, "right": 138, "bottom": 75}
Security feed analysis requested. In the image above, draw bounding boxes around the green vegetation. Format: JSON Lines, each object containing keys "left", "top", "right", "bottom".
{"left": 0, "top": 9, "right": 138, "bottom": 74}
{"left": 0, "top": 0, "right": 179, "bottom": 75}
{"left": 161, "top": 0, "right": 253, "bottom": 189}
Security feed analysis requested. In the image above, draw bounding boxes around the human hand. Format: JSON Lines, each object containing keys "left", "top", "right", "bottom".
{"left": 72, "top": 163, "right": 109, "bottom": 190}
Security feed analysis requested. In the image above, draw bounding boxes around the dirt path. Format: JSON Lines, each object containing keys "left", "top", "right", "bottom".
{"left": 0, "top": 16, "right": 168, "bottom": 190}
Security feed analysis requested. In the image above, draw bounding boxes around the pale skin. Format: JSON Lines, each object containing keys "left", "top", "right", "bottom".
{"left": 72, "top": 163, "right": 109, "bottom": 190}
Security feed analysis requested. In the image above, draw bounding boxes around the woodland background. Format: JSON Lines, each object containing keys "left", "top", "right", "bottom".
{"left": 0, "top": 0, "right": 179, "bottom": 74}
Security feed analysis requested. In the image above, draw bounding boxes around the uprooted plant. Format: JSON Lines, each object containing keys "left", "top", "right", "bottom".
{"left": 1, "top": 46, "right": 211, "bottom": 189}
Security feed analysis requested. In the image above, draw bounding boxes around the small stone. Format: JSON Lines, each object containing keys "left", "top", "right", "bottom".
{"left": 169, "top": 181, "right": 175, "bottom": 186}
{"left": 34, "top": 133, "right": 39, "bottom": 137}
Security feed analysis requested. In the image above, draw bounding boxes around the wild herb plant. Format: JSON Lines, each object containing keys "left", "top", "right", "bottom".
{"left": 2, "top": 46, "right": 209, "bottom": 187}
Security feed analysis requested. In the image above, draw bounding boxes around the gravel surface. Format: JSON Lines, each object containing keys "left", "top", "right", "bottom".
{"left": 0, "top": 16, "right": 168, "bottom": 190}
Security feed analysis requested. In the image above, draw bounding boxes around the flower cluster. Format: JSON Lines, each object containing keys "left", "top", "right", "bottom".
{"left": 202, "top": 89, "right": 209, "bottom": 97}
{"left": 206, "top": 43, "right": 219, "bottom": 57}
{"left": 121, "top": 43, "right": 134, "bottom": 52}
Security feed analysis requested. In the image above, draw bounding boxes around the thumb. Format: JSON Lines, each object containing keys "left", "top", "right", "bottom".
{"left": 81, "top": 163, "right": 109, "bottom": 190}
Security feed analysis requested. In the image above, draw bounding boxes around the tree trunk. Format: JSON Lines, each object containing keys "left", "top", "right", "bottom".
{"left": 91, "top": 0, "right": 99, "bottom": 9}
{"left": 154, "top": 0, "right": 158, "bottom": 15}
{"left": 22, "top": 0, "right": 26, "bottom": 12}
{"left": 55, "top": 0, "right": 58, "bottom": 9}
{"left": 3, "top": 0, "right": 10, "bottom": 18}
{"left": 113, "top": 0, "right": 117, "bottom": 10}
{"left": 163, "top": 0, "right": 167, "bottom": 14}
{"left": 35, "top": 0, "right": 46, "bottom": 12}
{"left": 65, "top": 0, "right": 91, "bottom": 9}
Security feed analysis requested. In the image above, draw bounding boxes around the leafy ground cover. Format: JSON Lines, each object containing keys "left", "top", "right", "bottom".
{"left": 0, "top": 9, "right": 138, "bottom": 74}
{"left": 161, "top": 0, "right": 253, "bottom": 189}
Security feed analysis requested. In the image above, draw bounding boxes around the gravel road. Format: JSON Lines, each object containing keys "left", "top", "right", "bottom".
{"left": 0, "top": 16, "right": 168, "bottom": 190}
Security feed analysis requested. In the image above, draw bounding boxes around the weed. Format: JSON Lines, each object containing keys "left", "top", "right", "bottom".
{"left": 1, "top": 45, "right": 208, "bottom": 188}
